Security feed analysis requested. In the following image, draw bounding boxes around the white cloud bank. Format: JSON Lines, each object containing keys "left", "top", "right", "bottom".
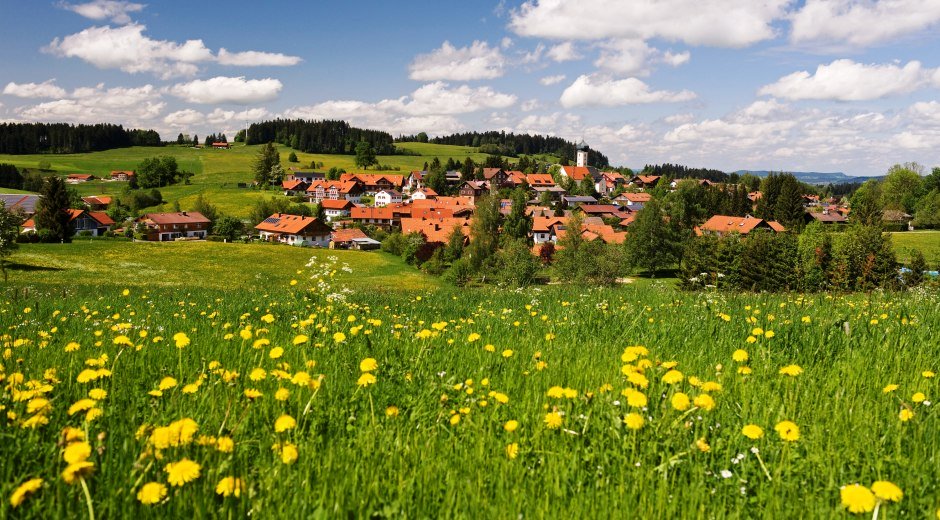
{"left": 560, "top": 75, "right": 696, "bottom": 108}
{"left": 759, "top": 59, "right": 935, "bottom": 101}
{"left": 60, "top": 0, "right": 145, "bottom": 24}
{"left": 409, "top": 41, "right": 506, "bottom": 81}
{"left": 790, "top": 0, "right": 940, "bottom": 47}
{"left": 168, "top": 76, "right": 283, "bottom": 105}
{"left": 3, "top": 80, "right": 68, "bottom": 99}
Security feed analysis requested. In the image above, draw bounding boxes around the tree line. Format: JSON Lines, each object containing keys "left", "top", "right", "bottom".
{"left": 246, "top": 120, "right": 396, "bottom": 155}
{"left": 0, "top": 123, "right": 161, "bottom": 154}
{"left": 400, "top": 130, "right": 611, "bottom": 168}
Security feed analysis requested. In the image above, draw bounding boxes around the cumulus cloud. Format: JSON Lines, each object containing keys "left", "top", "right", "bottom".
{"left": 284, "top": 82, "right": 517, "bottom": 136}
{"left": 509, "top": 0, "right": 789, "bottom": 47}
{"left": 168, "top": 76, "right": 283, "bottom": 104}
{"left": 539, "top": 74, "right": 566, "bottom": 86}
{"left": 16, "top": 83, "right": 164, "bottom": 124}
{"left": 163, "top": 108, "right": 203, "bottom": 126}
{"left": 3, "top": 80, "right": 68, "bottom": 99}
{"left": 408, "top": 41, "right": 506, "bottom": 81}
{"left": 546, "top": 42, "right": 581, "bottom": 62}
{"left": 758, "top": 59, "right": 931, "bottom": 101}
{"left": 592, "top": 40, "right": 691, "bottom": 76}
{"left": 790, "top": 0, "right": 940, "bottom": 47}
{"left": 60, "top": 0, "right": 145, "bottom": 24}
{"left": 217, "top": 48, "right": 302, "bottom": 67}
{"left": 45, "top": 24, "right": 301, "bottom": 79}
{"left": 163, "top": 107, "right": 270, "bottom": 127}
{"left": 560, "top": 75, "right": 696, "bottom": 108}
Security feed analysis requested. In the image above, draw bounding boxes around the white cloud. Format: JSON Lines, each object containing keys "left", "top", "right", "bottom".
{"left": 3, "top": 80, "right": 68, "bottom": 99}
{"left": 546, "top": 42, "right": 581, "bottom": 62}
{"left": 60, "top": 0, "right": 145, "bottom": 24}
{"left": 16, "top": 83, "right": 164, "bottom": 125}
{"left": 501, "top": 37, "right": 513, "bottom": 49}
{"left": 169, "top": 76, "right": 283, "bottom": 104}
{"left": 790, "top": 0, "right": 940, "bottom": 47}
{"left": 520, "top": 99, "right": 541, "bottom": 111}
{"left": 45, "top": 24, "right": 301, "bottom": 79}
{"left": 509, "top": 0, "right": 790, "bottom": 47}
{"left": 408, "top": 40, "right": 506, "bottom": 81}
{"left": 662, "top": 50, "right": 691, "bottom": 67}
{"left": 758, "top": 59, "right": 931, "bottom": 101}
{"left": 593, "top": 40, "right": 691, "bottom": 75}
{"left": 217, "top": 48, "right": 302, "bottom": 67}
{"left": 284, "top": 82, "right": 516, "bottom": 136}
{"left": 540, "top": 74, "right": 566, "bottom": 86}
{"left": 560, "top": 75, "right": 696, "bottom": 108}
{"left": 163, "top": 108, "right": 203, "bottom": 126}
{"left": 163, "top": 107, "right": 271, "bottom": 127}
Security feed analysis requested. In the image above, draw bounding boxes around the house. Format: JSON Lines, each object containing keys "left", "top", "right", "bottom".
{"left": 561, "top": 195, "right": 598, "bottom": 208}
{"left": 614, "top": 192, "right": 652, "bottom": 210}
{"left": 406, "top": 170, "right": 426, "bottom": 193}
{"left": 374, "top": 189, "right": 403, "bottom": 207}
{"left": 306, "top": 180, "right": 362, "bottom": 203}
{"left": 526, "top": 173, "right": 556, "bottom": 188}
{"left": 22, "top": 209, "right": 114, "bottom": 237}
{"left": 330, "top": 228, "right": 380, "bottom": 250}
{"left": 137, "top": 212, "right": 211, "bottom": 241}
{"left": 628, "top": 175, "right": 661, "bottom": 189}
{"left": 350, "top": 206, "right": 395, "bottom": 228}
{"left": 340, "top": 173, "right": 406, "bottom": 194}
{"left": 285, "top": 169, "right": 325, "bottom": 183}
{"left": 560, "top": 165, "right": 606, "bottom": 195}
{"left": 401, "top": 217, "right": 471, "bottom": 245}
{"left": 66, "top": 174, "right": 95, "bottom": 184}
{"left": 531, "top": 186, "right": 567, "bottom": 201}
{"left": 319, "top": 199, "right": 355, "bottom": 221}
{"left": 0, "top": 194, "right": 40, "bottom": 217}
{"left": 576, "top": 204, "right": 631, "bottom": 220}
{"left": 110, "top": 170, "right": 135, "bottom": 181}
{"left": 804, "top": 209, "right": 847, "bottom": 225}
{"left": 882, "top": 210, "right": 914, "bottom": 230}
{"left": 601, "top": 171, "right": 626, "bottom": 191}
{"left": 81, "top": 196, "right": 112, "bottom": 211}
{"left": 211, "top": 142, "right": 230, "bottom": 149}
{"left": 482, "top": 168, "right": 510, "bottom": 187}
{"left": 459, "top": 181, "right": 490, "bottom": 202}
{"left": 255, "top": 213, "right": 332, "bottom": 246}
{"left": 445, "top": 170, "right": 463, "bottom": 185}
{"left": 410, "top": 187, "right": 438, "bottom": 201}
{"left": 532, "top": 216, "right": 568, "bottom": 244}
{"left": 696, "top": 215, "right": 784, "bottom": 236}
{"left": 506, "top": 170, "right": 527, "bottom": 187}
{"left": 282, "top": 179, "right": 310, "bottom": 196}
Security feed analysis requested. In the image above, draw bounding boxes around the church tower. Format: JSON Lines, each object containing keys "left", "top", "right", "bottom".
{"left": 576, "top": 139, "right": 588, "bottom": 167}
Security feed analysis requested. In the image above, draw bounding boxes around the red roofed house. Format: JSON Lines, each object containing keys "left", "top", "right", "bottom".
{"left": 66, "top": 174, "right": 95, "bottom": 184}
{"left": 340, "top": 173, "right": 406, "bottom": 194}
{"left": 82, "top": 196, "right": 112, "bottom": 211}
{"left": 560, "top": 165, "right": 607, "bottom": 195}
{"left": 614, "top": 192, "right": 652, "bottom": 210}
{"left": 22, "top": 209, "right": 114, "bottom": 237}
{"left": 458, "top": 181, "right": 490, "bottom": 202}
{"left": 136, "top": 211, "right": 210, "bottom": 241}
{"left": 410, "top": 187, "right": 438, "bottom": 201}
{"left": 374, "top": 189, "right": 403, "bottom": 207}
{"left": 482, "top": 168, "right": 510, "bottom": 187}
{"left": 306, "top": 180, "right": 362, "bottom": 204}
{"left": 282, "top": 179, "right": 310, "bottom": 196}
{"left": 401, "top": 217, "right": 471, "bottom": 245}
{"left": 330, "top": 228, "right": 381, "bottom": 250}
{"left": 110, "top": 170, "right": 135, "bottom": 181}
{"left": 350, "top": 206, "right": 395, "bottom": 228}
{"left": 628, "top": 175, "right": 661, "bottom": 189}
{"left": 526, "top": 173, "right": 556, "bottom": 188}
{"left": 319, "top": 199, "right": 355, "bottom": 221}
{"left": 696, "top": 215, "right": 784, "bottom": 236}
{"left": 255, "top": 213, "right": 332, "bottom": 247}
{"left": 212, "top": 142, "right": 230, "bottom": 149}
{"left": 532, "top": 216, "right": 567, "bottom": 244}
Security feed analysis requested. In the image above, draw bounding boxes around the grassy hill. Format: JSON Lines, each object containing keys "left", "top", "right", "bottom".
{"left": 0, "top": 142, "right": 543, "bottom": 217}
{"left": 890, "top": 231, "right": 940, "bottom": 265}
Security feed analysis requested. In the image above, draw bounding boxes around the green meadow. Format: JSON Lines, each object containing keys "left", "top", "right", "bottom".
{"left": 890, "top": 231, "right": 940, "bottom": 265}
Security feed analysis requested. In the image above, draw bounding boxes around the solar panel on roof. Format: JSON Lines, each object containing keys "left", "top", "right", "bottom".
{"left": 263, "top": 217, "right": 281, "bottom": 224}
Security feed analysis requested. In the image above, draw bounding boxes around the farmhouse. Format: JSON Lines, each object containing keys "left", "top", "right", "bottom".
{"left": 110, "top": 170, "right": 135, "bottom": 181}
{"left": 560, "top": 166, "right": 606, "bottom": 195}
{"left": 81, "top": 195, "right": 112, "bottom": 211}
{"left": 211, "top": 142, "right": 230, "bottom": 149}
{"left": 401, "top": 217, "right": 471, "bottom": 245}
{"left": 285, "top": 169, "right": 325, "bottom": 183}
{"left": 458, "top": 181, "right": 490, "bottom": 202}
{"left": 66, "top": 174, "right": 95, "bottom": 183}
{"left": 696, "top": 215, "right": 785, "bottom": 236}
{"left": 137, "top": 211, "right": 210, "bottom": 241}
{"left": 628, "top": 175, "right": 661, "bottom": 190}
{"left": 306, "top": 180, "right": 362, "bottom": 203}
{"left": 410, "top": 187, "right": 438, "bottom": 201}
{"left": 350, "top": 206, "right": 396, "bottom": 228}
{"left": 330, "top": 228, "right": 380, "bottom": 250}
{"left": 614, "top": 192, "right": 652, "bottom": 210}
{"left": 532, "top": 216, "right": 567, "bottom": 244}
{"left": 319, "top": 199, "right": 355, "bottom": 221}
{"left": 526, "top": 173, "right": 556, "bottom": 188}
{"left": 405, "top": 170, "right": 426, "bottom": 193}
{"left": 22, "top": 208, "right": 114, "bottom": 237}
{"left": 562, "top": 195, "right": 598, "bottom": 208}
{"left": 374, "top": 189, "right": 403, "bottom": 206}
{"left": 255, "top": 213, "right": 332, "bottom": 247}
{"left": 282, "top": 179, "right": 310, "bottom": 196}
{"left": 804, "top": 209, "right": 847, "bottom": 225}
{"left": 340, "top": 173, "right": 406, "bottom": 194}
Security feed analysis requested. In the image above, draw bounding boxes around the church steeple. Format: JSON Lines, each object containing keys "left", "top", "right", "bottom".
{"left": 576, "top": 139, "right": 589, "bottom": 167}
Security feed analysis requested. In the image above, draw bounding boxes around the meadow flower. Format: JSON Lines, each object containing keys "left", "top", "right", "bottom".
{"left": 899, "top": 408, "right": 914, "bottom": 421}
{"left": 882, "top": 384, "right": 899, "bottom": 393}
{"left": 626, "top": 372, "right": 649, "bottom": 389}
{"left": 623, "top": 413, "right": 645, "bottom": 430}
{"left": 506, "top": 443, "right": 519, "bottom": 459}
{"left": 292, "top": 334, "right": 308, "bottom": 345}
{"left": 216, "top": 436, "right": 235, "bottom": 453}
{"left": 68, "top": 399, "right": 96, "bottom": 416}
{"left": 172, "top": 332, "right": 190, "bottom": 349}
{"left": 359, "top": 358, "right": 378, "bottom": 372}
{"left": 912, "top": 392, "right": 926, "bottom": 403}
{"left": 158, "top": 377, "right": 178, "bottom": 390}
{"left": 275, "top": 388, "right": 290, "bottom": 400}
{"left": 695, "top": 438, "right": 710, "bottom": 452}
{"left": 274, "top": 415, "right": 296, "bottom": 432}
{"left": 385, "top": 406, "right": 399, "bottom": 418}
{"left": 64, "top": 342, "right": 80, "bottom": 352}
{"left": 216, "top": 477, "right": 244, "bottom": 498}
{"left": 504, "top": 420, "right": 519, "bottom": 432}
{"left": 467, "top": 333, "right": 481, "bottom": 343}
{"left": 61, "top": 461, "right": 95, "bottom": 484}
{"left": 280, "top": 443, "right": 298, "bottom": 464}
{"left": 693, "top": 394, "right": 716, "bottom": 411}
{"left": 870, "top": 480, "right": 902, "bottom": 502}
{"left": 269, "top": 347, "right": 284, "bottom": 359}
{"left": 9, "top": 478, "right": 42, "bottom": 508}
{"left": 672, "top": 392, "right": 691, "bottom": 411}
{"left": 165, "top": 459, "right": 201, "bottom": 487}
{"left": 745, "top": 336, "right": 757, "bottom": 344}
{"left": 333, "top": 332, "right": 346, "bottom": 343}
{"left": 136, "top": 482, "right": 167, "bottom": 505}
{"left": 502, "top": 349, "right": 514, "bottom": 358}
{"left": 662, "top": 369, "right": 684, "bottom": 384}
{"left": 742, "top": 424, "right": 764, "bottom": 440}
{"left": 622, "top": 388, "right": 648, "bottom": 408}
{"left": 63, "top": 442, "right": 91, "bottom": 464}
{"left": 840, "top": 484, "right": 876, "bottom": 513}
{"left": 88, "top": 389, "right": 107, "bottom": 400}
{"left": 924, "top": 370, "right": 936, "bottom": 379}
{"left": 779, "top": 365, "right": 803, "bottom": 376}
{"left": 357, "top": 373, "right": 377, "bottom": 387}
{"left": 544, "top": 412, "right": 563, "bottom": 429}
{"left": 449, "top": 414, "right": 461, "bottom": 426}
{"left": 774, "top": 420, "right": 800, "bottom": 441}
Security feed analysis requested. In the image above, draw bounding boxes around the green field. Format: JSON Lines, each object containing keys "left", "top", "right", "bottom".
{"left": 890, "top": 231, "right": 940, "bottom": 265}
{"left": 0, "top": 142, "right": 526, "bottom": 218}
{"left": 0, "top": 241, "right": 938, "bottom": 517}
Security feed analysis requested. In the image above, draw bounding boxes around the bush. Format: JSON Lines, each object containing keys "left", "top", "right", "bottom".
{"left": 443, "top": 258, "right": 474, "bottom": 287}
{"left": 381, "top": 232, "right": 406, "bottom": 256}
{"left": 78, "top": 230, "right": 93, "bottom": 237}
{"left": 494, "top": 239, "right": 541, "bottom": 287}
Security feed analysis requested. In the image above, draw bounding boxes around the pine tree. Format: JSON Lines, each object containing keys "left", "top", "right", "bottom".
{"left": 35, "top": 176, "right": 75, "bottom": 242}
{"left": 252, "top": 143, "right": 281, "bottom": 187}
{"left": 774, "top": 174, "right": 806, "bottom": 231}
{"left": 503, "top": 188, "right": 531, "bottom": 240}
{"left": 625, "top": 199, "right": 682, "bottom": 277}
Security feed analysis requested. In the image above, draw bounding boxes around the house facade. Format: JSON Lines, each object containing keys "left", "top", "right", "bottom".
{"left": 255, "top": 213, "right": 332, "bottom": 247}
{"left": 306, "top": 181, "right": 362, "bottom": 204}
{"left": 319, "top": 199, "right": 355, "bottom": 221}
{"left": 374, "top": 189, "right": 403, "bottom": 206}
{"left": 137, "top": 212, "right": 210, "bottom": 241}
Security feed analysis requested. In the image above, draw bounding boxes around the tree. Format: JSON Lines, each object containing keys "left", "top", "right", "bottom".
{"left": 774, "top": 173, "right": 806, "bottom": 231}
{"left": 288, "top": 152, "right": 298, "bottom": 163}
{"left": 354, "top": 141, "right": 377, "bottom": 170}
{"left": 0, "top": 164, "right": 23, "bottom": 190}
{"left": 494, "top": 238, "right": 541, "bottom": 287}
{"left": 466, "top": 195, "right": 503, "bottom": 271}
{"left": 191, "top": 194, "right": 219, "bottom": 232}
{"left": 214, "top": 216, "right": 244, "bottom": 242}
{"left": 850, "top": 180, "right": 883, "bottom": 226}
{"left": 192, "top": 135, "right": 198, "bottom": 147}
{"left": 625, "top": 199, "right": 682, "bottom": 277}
{"left": 903, "top": 249, "right": 927, "bottom": 287}
{"left": 252, "top": 142, "right": 281, "bottom": 187}
{"left": 0, "top": 201, "right": 22, "bottom": 280}
{"left": 443, "top": 224, "right": 465, "bottom": 263}
{"left": 503, "top": 188, "right": 532, "bottom": 240}
{"left": 137, "top": 156, "right": 185, "bottom": 188}
{"left": 176, "top": 133, "right": 185, "bottom": 145}
{"left": 34, "top": 176, "right": 75, "bottom": 242}
{"left": 912, "top": 189, "right": 940, "bottom": 229}
{"left": 882, "top": 163, "right": 925, "bottom": 213}
{"left": 416, "top": 132, "right": 429, "bottom": 143}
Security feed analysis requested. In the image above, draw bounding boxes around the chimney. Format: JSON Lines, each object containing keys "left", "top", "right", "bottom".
{"left": 181, "top": 211, "right": 187, "bottom": 216}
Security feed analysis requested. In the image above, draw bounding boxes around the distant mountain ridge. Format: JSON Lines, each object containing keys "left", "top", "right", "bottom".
{"left": 734, "top": 170, "right": 881, "bottom": 185}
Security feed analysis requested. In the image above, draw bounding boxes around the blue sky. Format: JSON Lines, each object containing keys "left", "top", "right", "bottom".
{"left": 2, "top": 0, "right": 940, "bottom": 175}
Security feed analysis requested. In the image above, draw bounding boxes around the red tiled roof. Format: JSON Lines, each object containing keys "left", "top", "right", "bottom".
{"left": 532, "top": 216, "right": 567, "bottom": 233}
{"left": 401, "top": 217, "right": 471, "bottom": 243}
{"left": 255, "top": 213, "right": 330, "bottom": 235}
{"left": 351, "top": 206, "right": 393, "bottom": 219}
{"left": 699, "top": 215, "right": 776, "bottom": 235}
{"left": 82, "top": 195, "right": 112, "bottom": 206}
{"left": 307, "top": 180, "right": 360, "bottom": 194}
{"left": 110, "top": 170, "right": 135, "bottom": 177}
{"left": 319, "top": 199, "right": 355, "bottom": 210}
{"left": 616, "top": 192, "right": 652, "bottom": 203}
{"left": 562, "top": 166, "right": 597, "bottom": 181}
{"left": 331, "top": 228, "right": 369, "bottom": 243}
{"left": 282, "top": 179, "right": 308, "bottom": 191}
{"left": 141, "top": 211, "right": 210, "bottom": 225}
{"left": 526, "top": 173, "right": 555, "bottom": 186}
{"left": 67, "top": 173, "right": 95, "bottom": 180}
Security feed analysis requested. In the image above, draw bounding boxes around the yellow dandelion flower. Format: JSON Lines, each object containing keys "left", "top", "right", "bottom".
{"left": 158, "top": 377, "right": 178, "bottom": 390}
{"left": 332, "top": 332, "right": 346, "bottom": 343}
{"left": 779, "top": 364, "right": 803, "bottom": 377}
{"left": 292, "top": 334, "right": 308, "bottom": 345}
{"left": 275, "top": 387, "right": 290, "bottom": 401}
{"left": 912, "top": 392, "right": 926, "bottom": 403}
{"left": 899, "top": 408, "right": 914, "bottom": 421}
{"left": 693, "top": 394, "right": 716, "bottom": 411}
{"left": 671, "top": 392, "right": 691, "bottom": 411}
{"left": 85, "top": 408, "right": 103, "bottom": 422}
{"left": 544, "top": 412, "right": 563, "bottom": 429}
{"left": 742, "top": 424, "right": 764, "bottom": 440}
{"left": 501, "top": 349, "right": 514, "bottom": 358}
{"left": 923, "top": 370, "right": 936, "bottom": 378}
{"left": 274, "top": 415, "right": 296, "bottom": 433}
{"left": 385, "top": 406, "right": 399, "bottom": 418}
{"left": 622, "top": 388, "right": 648, "bottom": 408}
{"left": 172, "top": 332, "right": 190, "bottom": 349}
{"left": 165, "top": 459, "right": 201, "bottom": 487}
{"left": 65, "top": 342, "right": 80, "bottom": 352}
{"left": 504, "top": 420, "right": 519, "bottom": 432}
{"left": 506, "top": 442, "right": 519, "bottom": 459}
{"left": 774, "top": 420, "right": 800, "bottom": 441}
{"left": 695, "top": 437, "right": 710, "bottom": 452}
{"left": 359, "top": 358, "right": 378, "bottom": 372}
{"left": 356, "top": 373, "right": 377, "bottom": 387}
{"left": 738, "top": 366, "right": 753, "bottom": 375}
{"left": 269, "top": 347, "right": 284, "bottom": 359}
{"left": 215, "top": 477, "right": 244, "bottom": 498}
{"left": 88, "top": 389, "right": 107, "bottom": 400}
{"left": 870, "top": 480, "right": 903, "bottom": 502}
{"left": 662, "top": 369, "right": 684, "bottom": 384}
{"left": 280, "top": 443, "right": 298, "bottom": 464}
{"left": 216, "top": 436, "right": 234, "bottom": 453}
{"left": 61, "top": 461, "right": 94, "bottom": 485}
{"left": 623, "top": 413, "right": 645, "bottom": 430}
{"left": 840, "top": 484, "right": 876, "bottom": 514}
{"left": 882, "top": 384, "right": 899, "bottom": 393}
{"left": 136, "top": 482, "right": 167, "bottom": 505}
{"left": 9, "top": 477, "right": 43, "bottom": 508}
{"left": 68, "top": 399, "right": 96, "bottom": 416}
{"left": 244, "top": 388, "right": 262, "bottom": 399}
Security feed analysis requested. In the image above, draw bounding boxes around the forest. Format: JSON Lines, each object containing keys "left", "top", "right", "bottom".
{"left": 0, "top": 123, "right": 160, "bottom": 154}
{"left": 245, "top": 119, "right": 396, "bottom": 155}
{"left": 401, "top": 130, "right": 611, "bottom": 167}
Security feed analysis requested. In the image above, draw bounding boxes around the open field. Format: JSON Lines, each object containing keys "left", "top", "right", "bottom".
{"left": 0, "top": 142, "right": 529, "bottom": 218}
{"left": 890, "top": 231, "right": 940, "bottom": 265}
{"left": 0, "top": 243, "right": 938, "bottom": 517}
{"left": 3, "top": 240, "right": 438, "bottom": 292}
